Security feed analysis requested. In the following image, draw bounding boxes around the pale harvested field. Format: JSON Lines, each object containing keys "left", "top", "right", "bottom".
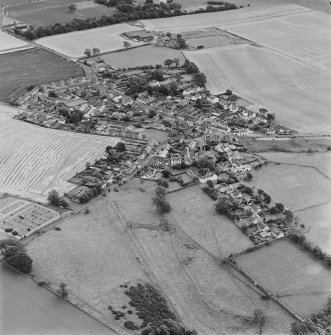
{"left": 35, "top": 24, "right": 145, "bottom": 58}
{"left": 0, "top": 105, "right": 119, "bottom": 202}
{"left": 247, "top": 163, "right": 331, "bottom": 211}
{"left": 184, "top": 45, "right": 331, "bottom": 133}
{"left": 140, "top": 4, "right": 309, "bottom": 32}
{"left": 110, "top": 180, "right": 292, "bottom": 335}
{"left": 0, "top": 30, "right": 30, "bottom": 53}
{"left": 221, "top": 10, "right": 331, "bottom": 63}
{"left": 236, "top": 240, "right": 331, "bottom": 318}
{"left": 27, "top": 196, "right": 149, "bottom": 334}
{"left": 296, "top": 202, "right": 331, "bottom": 255}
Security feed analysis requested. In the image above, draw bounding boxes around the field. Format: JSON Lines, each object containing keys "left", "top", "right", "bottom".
{"left": 0, "top": 105, "right": 119, "bottom": 202}
{"left": 140, "top": 4, "right": 309, "bottom": 32}
{"left": 247, "top": 163, "right": 331, "bottom": 211}
{"left": 0, "top": 30, "right": 31, "bottom": 54}
{"left": 0, "top": 48, "right": 83, "bottom": 103}
{"left": 36, "top": 24, "right": 146, "bottom": 58}
{"left": 108, "top": 179, "right": 292, "bottom": 334}
{"left": 236, "top": 239, "right": 331, "bottom": 318}
{"left": 184, "top": 45, "right": 331, "bottom": 133}
{"left": 26, "top": 195, "right": 150, "bottom": 334}
{"left": 222, "top": 10, "right": 331, "bottom": 63}
{"left": 101, "top": 45, "right": 185, "bottom": 69}
{"left": 5, "top": 0, "right": 117, "bottom": 26}
{"left": 0, "top": 196, "right": 59, "bottom": 237}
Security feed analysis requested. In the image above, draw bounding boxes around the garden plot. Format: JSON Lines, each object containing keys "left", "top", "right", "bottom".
{"left": 0, "top": 105, "right": 119, "bottom": 202}
{"left": 36, "top": 24, "right": 146, "bottom": 58}
{"left": 184, "top": 45, "right": 331, "bottom": 133}
{"left": 0, "top": 197, "right": 59, "bottom": 238}
{"left": 0, "top": 30, "right": 31, "bottom": 54}
{"left": 221, "top": 10, "right": 331, "bottom": 62}
{"left": 236, "top": 239, "right": 331, "bottom": 318}
{"left": 140, "top": 4, "right": 309, "bottom": 32}
{"left": 247, "top": 163, "right": 331, "bottom": 211}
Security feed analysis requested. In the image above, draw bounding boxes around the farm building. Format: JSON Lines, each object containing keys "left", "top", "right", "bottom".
{"left": 123, "top": 30, "right": 154, "bottom": 42}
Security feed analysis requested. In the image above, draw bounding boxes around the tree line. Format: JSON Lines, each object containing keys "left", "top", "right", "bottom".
{"left": 16, "top": 1, "right": 237, "bottom": 40}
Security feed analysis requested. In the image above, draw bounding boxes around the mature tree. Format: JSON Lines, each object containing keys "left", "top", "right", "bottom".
{"left": 123, "top": 41, "right": 131, "bottom": 49}
{"left": 269, "top": 206, "right": 278, "bottom": 215}
{"left": 185, "top": 61, "right": 199, "bottom": 74}
{"left": 275, "top": 202, "right": 284, "bottom": 212}
{"left": 167, "top": 81, "right": 178, "bottom": 96}
{"left": 193, "top": 72, "right": 207, "bottom": 87}
{"left": 48, "top": 189, "right": 60, "bottom": 206}
{"left": 157, "top": 178, "right": 169, "bottom": 188}
{"left": 59, "top": 198, "right": 69, "bottom": 209}
{"left": 92, "top": 47, "right": 100, "bottom": 56}
{"left": 215, "top": 198, "right": 229, "bottom": 215}
{"left": 153, "top": 195, "right": 171, "bottom": 213}
{"left": 173, "top": 58, "right": 180, "bottom": 67}
{"left": 176, "top": 36, "right": 187, "bottom": 49}
{"left": 264, "top": 193, "right": 271, "bottom": 204}
{"left": 68, "top": 3, "right": 77, "bottom": 13}
{"left": 246, "top": 172, "right": 253, "bottom": 180}
{"left": 48, "top": 90, "right": 57, "bottom": 98}
{"left": 162, "top": 169, "right": 171, "bottom": 178}
{"left": 0, "top": 238, "right": 24, "bottom": 251}
{"left": 115, "top": 142, "right": 126, "bottom": 152}
{"left": 86, "top": 161, "right": 91, "bottom": 169}
{"left": 164, "top": 59, "right": 173, "bottom": 68}
{"left": 206, "top": 180, "right": 214, "bottom": 188}
{"left": 155, "top": 186, "right": 167, "bottom": 197}
{"left": 257, "top": 189, "right": 264, "bottom": 195}
{"left": 284, "top": 209, "right": 294, "bottom": 221}
{"left": 84, "top": 48, "right": 91, "bottom": 58}
{"left": 57, "top": 282, "right": 68, "bottom": 298}
{"left": 6, "top": 253, "right": 33, "bottom": 274}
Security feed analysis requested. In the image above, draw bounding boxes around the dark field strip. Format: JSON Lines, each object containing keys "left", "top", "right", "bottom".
{"left": 0, "top": 48, "right": 83, "bottom": 103}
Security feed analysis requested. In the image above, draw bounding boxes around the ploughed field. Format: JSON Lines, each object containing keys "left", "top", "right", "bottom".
{"left": 0, "top": 106, "right": 119, "bottom": 202}
{"left": 184, "top": 44, "right": 331, "bottom": 133}
{"left": 4, "top": 0, "right": 117, "bottom": 26}
{"left": 35, "top": 24, "right": 145, "bottom": 58}
{"left": 0, "top": 48, "right": 83, "bottom": 103}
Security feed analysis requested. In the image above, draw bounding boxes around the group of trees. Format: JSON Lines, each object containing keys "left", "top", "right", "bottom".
{"left": 47, "top": 189, "right": 69, "bottom": 208}
{"left": 153, "top": 179, "right": 171, "bottom": 213}
{"left": 84, "top": 47, "right": 101, "bottom": 58}
{"left": 17, "top": 1, "right": 237, "bottom": 40}
{"left": 0, "top": 239, "right": 33, "bottom": 274}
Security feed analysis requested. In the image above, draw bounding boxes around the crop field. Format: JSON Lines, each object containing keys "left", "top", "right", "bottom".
{"left": 0, "top": 106, "right": 119, "bottom": 202}
{"left": 101, "top": 45, "right": 185, "bottom": 69}
{"left": 5, "top": 0, "right": 117, "bottom": 26}
{"left": 0, "top": 48, "right": 83, "bottom": 103}
{"left": 222, "top": 10, "right": 331, "bottom": 63}
{"left": 140, "top": 4, "right": 309, "bottom": 32}
{"left": 184, "top": 45, "right": 331, "bottom": 133}
{"left": 0, "top": 30, "right": 30, "bottom": 54}
{"left": 108, "top": 179, "right": 292, "bottom": 334}
{"left": 247, "top": 163, "right": 331, "bottom": 212}
{"left": 36, "top": 24, "right": 145, "bottom": 58}
{"left": 236, "top": 239, "right": 331, "bottom": 318}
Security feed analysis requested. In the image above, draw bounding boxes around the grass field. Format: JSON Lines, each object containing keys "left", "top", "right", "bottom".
{"left": 236, "top": 239, "right": 331, "bottom": 318}
{"left": 5, "top": 0, "right": 117, "bottom": 26}
{"left": 184, "top": 45, "right": 331, "bottom": 133}
{"left": 0, "top": 30, "right": 30, "bottom": 53}
{"left": 140, "top": 4, "right": 309, "bottom": 32}
{"left": 222, "top": 10, "right": 331, "bottom": 63}
{"left": 26, "top": 195, "right": 149, "bottom": 334}
{"left": 101, "top": 45, "right": 185, "bottom": 69}
{"left": 36, "top": 23, "right": 145, "bottom": 58}
{"left": 247, "top": 163, "right": 331, "bottom": 211}
{"left": 0, "top": 48, "right": 83, "bottom": 103}
{"left": 108, "top": 179, "right": 292, "bottom": 334}
{"left": 0, "top": 105, "right": 119, "bottom": 202}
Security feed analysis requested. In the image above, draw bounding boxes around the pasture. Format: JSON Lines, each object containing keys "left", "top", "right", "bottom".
{"left": 140, "top": 4, "right": 309, "bottom": 32}
{"left": 222, "top": 10, "right": 331, "bottom": 63}
{"left": 101, "top": 45, "right": 185, "bottom": 69}
{"left": 5, "top": 0, "right": 117, "bottom": 26}
{"left": 109, "top": 179, "right": 291, "bottom": 334}
{"left": 247, "top": 163, "right": 331, "bottom": 211}
{"left": 0, "top": 105, "right": 119, "bottom": 202}
{"left": 0, "top": 196, "right": 59, "bottom": 238}
{"left": 236, "top": 239, "right": 331, "bottom": 318}
{"left": 0, "top": 48, "right": 83, "bottom": 103}
{"left": 0, "top": 30, "right": 30, "bottom": 53}
{"left": 184, "top": 45, "right": 331, "bottom": 133}
{"left": 36, "top": 24, "right": 145, "bottom": 58}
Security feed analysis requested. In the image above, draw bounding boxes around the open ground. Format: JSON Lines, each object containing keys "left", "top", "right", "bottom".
{"left": 0, "top": 48, "right": 83, "bottom": 103}
{"left": 184, "top": 44, "right": 331, "bottom": 133}
{"left": 101, "top": 45, "right": 185, "bottom": 69}
{"left": 236, "top": 239, "right": 331, "bottom": 318}
{"left": 4, "top": 0, "right": 117, "bottom": 26}
{"left": 0, "top": 105, "right": 119, "bottom": 202}
{"left": 246, "top": 163, "right": 331, "bottom": 211}
{"left": 35, "top": 24, "right": 146, "bottom": 59}
{"left": 0, "top": 30, "right": 31, "bottom": 54}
